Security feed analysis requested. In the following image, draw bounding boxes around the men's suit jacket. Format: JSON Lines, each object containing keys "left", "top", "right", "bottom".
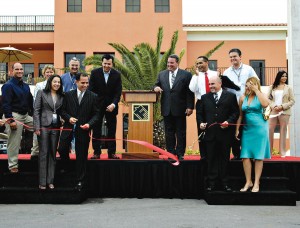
{"left": 60, "top": 90, "right": 99, "bottom": 138}
{"left": 89, "top": 67, "right": 122, "bottom": 115}
{"left": 197, "top": 90, "right": 239, "bottom": 141}
{"left": 33, "top": 90, "right": 63, "bottom": 130}
{"left": 154, "top": 69, "right": 194, "bottom": 116}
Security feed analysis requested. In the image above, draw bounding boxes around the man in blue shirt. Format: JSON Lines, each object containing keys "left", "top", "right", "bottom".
{"left": 61, "top": 57, "right": 80, "bottom": 92}
{"left": 1, "top": 63, "right": 35, "bottom": 173}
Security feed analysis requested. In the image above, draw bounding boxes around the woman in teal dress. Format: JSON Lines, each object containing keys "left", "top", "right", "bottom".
{"left": 235, "top": 77, "right": 271, "bottom": 193}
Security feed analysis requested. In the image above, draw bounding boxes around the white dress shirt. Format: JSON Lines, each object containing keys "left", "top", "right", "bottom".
{"left": 33, "top": 80, "right": 48, "bottom": 100}
{"left": 223, "top": 63, "right": 258, "bottom": 101}
{"left": 189, "top": 69, "right": 218, "bottom": 100}
{"left": 169, "top": 68, "right": 179, "bottom": 88}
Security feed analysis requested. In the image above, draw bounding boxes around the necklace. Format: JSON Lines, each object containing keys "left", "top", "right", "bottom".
{"left": 233, "top": 64, "right": 243, "bottom": 82}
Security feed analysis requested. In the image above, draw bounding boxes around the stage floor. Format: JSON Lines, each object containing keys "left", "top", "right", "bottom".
{"left": 1, "top": 153, "right": 300, "bottom": 162}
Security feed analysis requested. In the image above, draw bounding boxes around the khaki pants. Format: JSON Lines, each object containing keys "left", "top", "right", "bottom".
{"left": 6, "top": 112, "right": 38, "bottom": 170}
{"left": 269, "top": 114, "right": 290, "bottom": 156}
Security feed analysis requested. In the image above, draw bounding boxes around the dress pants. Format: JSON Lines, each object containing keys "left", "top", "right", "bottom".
{"left": 163, "top": 115, "right": 186, "bottom": 157}
{"left": 75, "top": 127, "right": 90, "bottom": 182}
{"left": 38, "top": 125, "right": 60, "bottom": 186}
{"left": 6, "top": 112, "right": 33, "bottom": 170}
{"left": 206, "top": 138, "right": 231, "bottom": 186}
{"left": 92, "top": 111, "right": 117, "bottom": 156}
{"left": 196, "top": 100, "right": 207, "bottom": 159}
{"left": 269, "top": 114, "right": 290, "bottom": 156}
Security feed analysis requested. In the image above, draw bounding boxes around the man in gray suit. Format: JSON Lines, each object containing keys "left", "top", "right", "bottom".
{"left": 154, "top": 54, "right": 194, "bottom": 160}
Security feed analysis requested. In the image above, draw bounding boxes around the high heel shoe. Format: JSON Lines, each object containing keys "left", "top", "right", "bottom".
{"left": 240, "top": 183, "right": 253, "bottom": 192}
{"left": 39, "top": 185, "right": 46, "bottom": 190}
{"left": 48, "top": 184, "right": 54, "bottom": 189}
{"left": 251, "top": 186, "right": 259, "bottom": 193}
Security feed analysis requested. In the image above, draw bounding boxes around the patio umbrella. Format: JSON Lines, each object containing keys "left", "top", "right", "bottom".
{"left": 0, "top": 46, "right": 33, "bottom": 81}
{"left": 0, "top": 46, "right": 33, "bottom": 63}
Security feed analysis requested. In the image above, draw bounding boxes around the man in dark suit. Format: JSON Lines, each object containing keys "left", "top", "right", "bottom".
{"left": 89, "top": 54, "right": 122, "bottom": 159}
{"left": 198, "top": 75, "right": 239, "bottom": 192}
{"left": 60, "top": 73, "right": 99, "bottom": 190}
{"left": 154, "top": 54, "right": 194, "bottom": 160}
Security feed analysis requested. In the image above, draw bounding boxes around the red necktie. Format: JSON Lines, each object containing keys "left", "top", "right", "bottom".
{"left": 205, "top": 72, "right": 210, "bottom": 93}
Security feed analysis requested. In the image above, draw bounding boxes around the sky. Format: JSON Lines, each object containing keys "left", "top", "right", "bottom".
{"left": 0, "top": 0, "right": 287, "bottom": 24}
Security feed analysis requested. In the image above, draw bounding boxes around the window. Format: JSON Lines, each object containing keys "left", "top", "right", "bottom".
{"left": 96, "top": 0, "right": 111, "bottom": 12}
{"left": 64, "top": 53, "right": 86, "bottom": 71}
{"left": 208, "top": 60, "right": 217, "bottom": 71}
{"left": 22, "top": 63, "right": 34, "bottom": 84}
{"left": 39, "top": 63, "right": 54, "bottom": 77}
{"left": 126, "top": 0, "right": 140, "bottom": 12}
{"left": 0, "top": 63, "right": 8, "bottom": 82}
{"left": 250, "top": 60, "right": 265, "bottom": 85}
{"left": 67, "top": 0, "right": 82, "bottom": 12}
{"left": 155, "top": 0, "right": 170, "bottom": 12}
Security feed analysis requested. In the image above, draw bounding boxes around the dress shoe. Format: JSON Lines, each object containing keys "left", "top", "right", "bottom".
{"left": 9, "top": 167, "right": 19, "bottom": 173}
{"left": 48, "top": 184, "right": 55, "bottom": 189}
{"left": 251, "top": 185, "right": 259, "bottom": 193}
{"left": 90, "top": 154, "right": 100, "bottom": 160}
{"left": 108, "top": 154, "right": 120, "bottom": 159}
{"left": 223, "top": 185, "right": 232, "bottom": 192}
{"left": 240, "top": 182, "right": 253, "bottom": 192}
{"left": 75, "top": 182, "right": 83, "bottom": 191}
{"left": 30, "top": 155, "right": 38, "bottom": 161}
{"left": 206, "top": 185, "right": 216, "bottom": 192}
{"left": 39, "top": 185, "right": 46, "bottom": 190}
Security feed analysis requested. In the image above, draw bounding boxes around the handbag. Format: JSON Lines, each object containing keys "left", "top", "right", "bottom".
{"left": 262, "top": 105, "right": 272, "bottom": 120}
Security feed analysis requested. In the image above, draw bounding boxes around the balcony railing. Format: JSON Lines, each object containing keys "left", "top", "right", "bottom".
{"left": 218, "top": 67, "right": 288, "bottom": 86}
{"left": 0, "top": 15, "right": 54, "bottom": 32}
{"left": 0, "top": 66, "right": 287, "bottom": 85}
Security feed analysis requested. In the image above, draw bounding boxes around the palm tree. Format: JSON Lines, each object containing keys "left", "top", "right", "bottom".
{"left": 84, "top": 26, "right": 183, "bottom": 148}
{"left": 83, "top": 27, "right": 224, "bottom": 149}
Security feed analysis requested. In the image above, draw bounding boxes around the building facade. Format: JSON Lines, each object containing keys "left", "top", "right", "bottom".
{"left": 0, "top": 0, "right": 288, "bottom": 152}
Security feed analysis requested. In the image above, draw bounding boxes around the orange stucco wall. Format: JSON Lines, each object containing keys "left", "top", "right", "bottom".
{"left": 54, "top": 0, "right": 187, "bottom": 69}
{"left": 187, "top": 40, "right": 287, "bottom": 85}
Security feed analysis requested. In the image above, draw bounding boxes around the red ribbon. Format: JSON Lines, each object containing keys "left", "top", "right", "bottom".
{"left": 4, "top": 118, "right": 179, "bottom": 166}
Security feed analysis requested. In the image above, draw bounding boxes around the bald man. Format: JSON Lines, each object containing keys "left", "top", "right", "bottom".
{"left": 197, "top": 75, "right": 239, "bottom": 192}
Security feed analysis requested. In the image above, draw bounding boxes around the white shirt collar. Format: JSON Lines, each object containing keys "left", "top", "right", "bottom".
{"left": 77, "top": 88, "right": 85, "bottom": 97}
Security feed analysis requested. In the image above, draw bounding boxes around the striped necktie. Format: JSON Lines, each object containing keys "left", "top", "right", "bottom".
{"left": 171, "top": 72, "right": 176, "bottom": 87}
{"left": 214, "top": 93, "right": 219, "bottom": 104}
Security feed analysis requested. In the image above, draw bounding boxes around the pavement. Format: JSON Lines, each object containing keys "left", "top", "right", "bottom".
{"left": 1, "top": 198, "right": 300, "bottom": 228}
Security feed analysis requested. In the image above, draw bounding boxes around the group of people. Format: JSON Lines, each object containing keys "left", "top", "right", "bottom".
{"left": 0, "top": 49, "right": 294, "bottom": 193}
{"left": 154, "top": 49, "right": 294, "bottom": 193}
{"left": 1, "top": 54, "right": 122, "bottom": 190}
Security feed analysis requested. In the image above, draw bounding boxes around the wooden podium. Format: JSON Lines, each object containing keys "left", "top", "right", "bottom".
{"left": 122, "top": 90, "right": 159, "bottom": 159}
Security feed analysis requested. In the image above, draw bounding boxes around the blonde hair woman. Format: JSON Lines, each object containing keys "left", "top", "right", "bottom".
{"left": 236, "top": 77, "right": 271, "bottom": 193}
{"left": 268, "top": 71, "right": 295, "bottom": 158}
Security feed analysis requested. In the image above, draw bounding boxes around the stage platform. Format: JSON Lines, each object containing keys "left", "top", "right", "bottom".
{"left": 0, "top": 154, "right": 299, "bottom": 205}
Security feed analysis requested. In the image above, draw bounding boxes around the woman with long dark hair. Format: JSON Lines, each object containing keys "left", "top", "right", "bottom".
{"left": 268, "top": 70, "right": 295, "bottom": 158}
{"left": 33, "top": 75, "right": 64, "bottom": 190}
